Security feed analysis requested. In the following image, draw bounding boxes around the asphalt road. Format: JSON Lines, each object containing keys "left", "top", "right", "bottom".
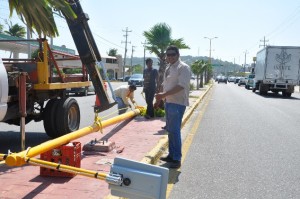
{"left": 0, "top": 81, "right": 145, "bottom": 153}
{"left": 170, "top": 82, "right": 300, "bottom": 199}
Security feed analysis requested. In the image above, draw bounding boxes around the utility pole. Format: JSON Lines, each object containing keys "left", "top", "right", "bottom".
{"left": 121, "top": 27, "right": 132, "bottom": 80}
{"left": 130, "top": 45, "right": 136, "bottom": 75}
{"left": 141, "top": 41, "right": 148, "bottom": 71}
{"left": 244, "top": 50, "right": 249, "bottom": 73}
{"left": 259, "top": 36, "right": 269, "bottom": 48}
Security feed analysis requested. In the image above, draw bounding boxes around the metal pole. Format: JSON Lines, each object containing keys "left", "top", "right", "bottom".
{"left": 19, "top": 73, "right": 27, "bottom": 151}
{"left": 204, "top": 36, "right": 218, "bottom": 65}
{"left": 5, "top": 109, "right": 141, "bottom": 167}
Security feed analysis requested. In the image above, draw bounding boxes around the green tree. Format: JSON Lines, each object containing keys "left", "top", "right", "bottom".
{"left": 4, "top": 21, "right": 26, "bottom": 38}
{"left": 191, "top": 60, "right": 209, "bottom": 89}
{"left": 132, "top": 64, "right": 143, "bottom": 74}
{"left": 107, "top": 48, "right": 118, "bottom": 56}
{"left": 0, "top": 23, "right": 3, "bottom": 33}
{"left": 8, "top": 0, "right": 76, "bottom": 37}
{"left": 143, "top": 23, "right": 189, "bottom": 90}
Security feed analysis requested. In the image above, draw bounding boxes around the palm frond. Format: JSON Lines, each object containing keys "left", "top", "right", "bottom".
{"left": 8, "top": 0, "right": 76, "bottom": 37}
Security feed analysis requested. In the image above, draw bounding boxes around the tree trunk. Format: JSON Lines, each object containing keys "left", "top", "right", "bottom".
{"left": 156, "top": 57, "right": 167, "bottom": 109}
{"left": 196, "top": 74, "right": 200, "bottom": 90}
{"left": 200, "top": 73, "right": 204, "bottom": 88}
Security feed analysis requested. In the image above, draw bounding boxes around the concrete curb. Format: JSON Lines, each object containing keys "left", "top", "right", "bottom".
{"left": 140, "top": 84, "right": 213, "bottom": 165}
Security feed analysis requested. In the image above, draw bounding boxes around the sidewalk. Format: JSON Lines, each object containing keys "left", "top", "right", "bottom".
{"left": 0, "top": 86, "right": 210, "bottom": 199}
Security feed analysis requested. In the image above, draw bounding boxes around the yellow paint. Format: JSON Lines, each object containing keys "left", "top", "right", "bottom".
{"left": 34, "top": 81, "right": 91, "bottom": 90}
{"left": 36, "top": 40, "right": 50, "bottom": 84}
{"left": 5, "top": 109, "right": 141, "bottom": 167}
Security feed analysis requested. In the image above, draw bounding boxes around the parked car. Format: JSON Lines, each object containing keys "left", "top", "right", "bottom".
{"left": 66, "top": 84, "right": 94, "bottom": 96}
{"left": 218, "top": 76, "right": 228, "bottom": 84}
{"left": 228, "top": 76, "right": 235, "bottom": 83}
{"left": 66, "top": 81, "right": 107, "bottom": 96}
{"left": 118, "top": 75, "right": 131, "bottom": 82}
{"left": 128, "top": 73, "right": 144, "bottom": 86}
{"left": 238, "top": 77, "right": 248, "bottom": 86}
{"left": 245, "top": 74, "right": 255, "bottom": 89}
{"left": 234, "top": 76, "right": 241, "bottom": 84}
{"left": 215, "top": 75, "right": 221, "bottom": 82}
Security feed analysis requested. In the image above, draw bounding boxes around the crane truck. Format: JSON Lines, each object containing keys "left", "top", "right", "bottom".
{"left": 0, "top": 0, "right": 115, "bottom": 139}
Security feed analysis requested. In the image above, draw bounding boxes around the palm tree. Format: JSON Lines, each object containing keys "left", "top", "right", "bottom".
{"left": 4, "top": 21, "right": 26, "bottom": 38}
{"left": 191, "top": 60, "right": 209, "bottom": 89}
{"left": 0, "top": 23, "right": 3, "bottom": 33}
{"left": 8, "top": 0, "right": 76, "bottom": 37}
{"left": 143, "top": 23, "right": 189, "bottom": 91}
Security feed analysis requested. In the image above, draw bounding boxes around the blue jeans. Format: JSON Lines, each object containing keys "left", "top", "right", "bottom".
{"left": 116, "top": 97, "right": 127, "bottom": 114}
{"left": 165, "top": 102, "right": 186, "bottom": 161}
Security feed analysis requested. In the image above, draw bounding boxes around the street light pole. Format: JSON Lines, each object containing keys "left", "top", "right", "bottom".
{"left": 204, "top": 36, "right": 218, "bottom": 79}
{"left": 204, "top": 36, "right": 218, "bottom": 65}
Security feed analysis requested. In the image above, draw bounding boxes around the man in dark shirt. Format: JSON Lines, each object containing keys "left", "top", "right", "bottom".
{"left": 143, "top": 58, "right": 158, "bottom": 119}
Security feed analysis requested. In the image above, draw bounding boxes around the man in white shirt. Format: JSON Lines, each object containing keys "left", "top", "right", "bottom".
{"left": 113, "top": 84, "right": 136, "bottom": 114}
{"left": 155, "top": 45, "right": 191, "bottom": 169}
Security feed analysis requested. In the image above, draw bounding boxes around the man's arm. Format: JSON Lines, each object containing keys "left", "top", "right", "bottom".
{"left": 155, "top": 85, "right": 184, "bottom": 101}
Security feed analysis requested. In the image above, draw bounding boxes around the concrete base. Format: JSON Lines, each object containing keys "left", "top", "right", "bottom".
{"left": 83, "top": 140, "right": 116, "bottom": 152}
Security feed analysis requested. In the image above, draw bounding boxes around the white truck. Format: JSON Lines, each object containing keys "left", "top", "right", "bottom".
{"left": 253, "top": 46, "right": 300, "bottom": 97}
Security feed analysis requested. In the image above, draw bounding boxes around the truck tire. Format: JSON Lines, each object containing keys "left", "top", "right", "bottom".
{"left": 259, "top": 83, "right": 268, "bottom": 95}
{"left": 43, "top": 99, "right": 60, "bottom": 138}
{"left": 55, "top": 98, "right": 80, "bottom": 137}
{"left": 282, "top": 91, "right": 292, "bottom": 97}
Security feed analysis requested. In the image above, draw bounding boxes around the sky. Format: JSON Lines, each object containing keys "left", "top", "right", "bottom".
{"left": 1, "top": 0, "right": 300, "bottom": 65}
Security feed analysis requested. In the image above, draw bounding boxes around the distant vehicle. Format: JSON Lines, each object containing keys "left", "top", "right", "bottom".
{"left": 215, "top": 75, "right": 222, "bottom": 82}
{"left": 234, "top": 77, "right": 241, "bottom": 84}
{"left": 228, "top": 76, "right": 235, "bottom": 83}
{"left": 238, "top": 77, "right": 248, "bottom": 86}
{"left": 253, "top": 46, "right": 300, "bottom": 97}
{"left": 118, "top": 75, "right": 131, "bottom": 82}
{"left": 218, "top": 76, "right": 227, "bottom": 84}
{"left": 128, "top": 73, "right": 144, "bottom": 86}
{"left": 245, "top": 74, "right": 255, "bottom": 89}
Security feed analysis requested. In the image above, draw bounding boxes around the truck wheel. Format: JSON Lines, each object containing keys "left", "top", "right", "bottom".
{"left": 259, "top": 83, "right": 267, "bottom": 95}
{"left": 55, "top": 98, "right": 80, "bottom": 137}
{"left": 43, "top": 99, "right": 60, "bottom": 138}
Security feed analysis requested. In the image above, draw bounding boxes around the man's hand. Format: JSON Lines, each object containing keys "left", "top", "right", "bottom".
{"left": 155, "top": 92, "right": 165, "bottom": 102}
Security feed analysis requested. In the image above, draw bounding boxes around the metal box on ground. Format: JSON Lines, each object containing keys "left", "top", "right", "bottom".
{"left": 40, "top": 142, "right": 81, "bottom": 177}
{"left": 109, "top": 157, "right": 169, "bottom": 199}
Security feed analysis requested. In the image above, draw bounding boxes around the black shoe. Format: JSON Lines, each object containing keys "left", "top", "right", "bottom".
{"left": 169, "top": 160, "right": 181, "bottom": 169}
{"left": 160, "top": 155, "right": 173, "bottom": 162}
